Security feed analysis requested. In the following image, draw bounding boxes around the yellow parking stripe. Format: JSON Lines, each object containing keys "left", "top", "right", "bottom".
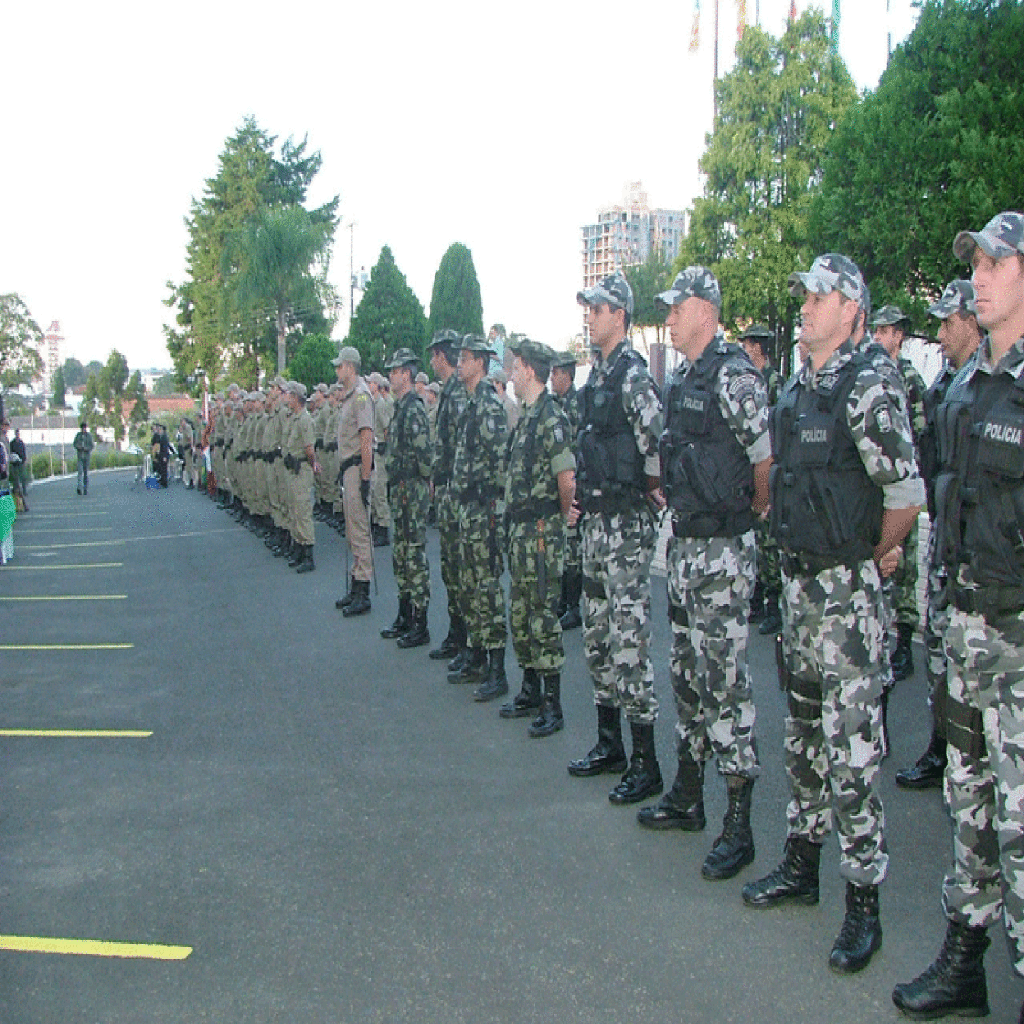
{"left": 0, "top": 935, "right": 192, "bottom": 960}
{"left": 18, "top": 529, "right": 234, "bottom": 550}
{"left": 0, "top": 595, "right": 127, "bottom": 601}
{"left": 0, "top": 729, "right": 152, "bottom": 737}
{"left": 0, "top": 643, "right": 133, "bottom": 651}
{"left": 17, "top": 528, "right": 114, "bottom": 534}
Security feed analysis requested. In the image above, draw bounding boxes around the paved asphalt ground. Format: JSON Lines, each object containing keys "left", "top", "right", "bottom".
{"left": 1, "top": 468, "right": 1021, "bottom": 1024}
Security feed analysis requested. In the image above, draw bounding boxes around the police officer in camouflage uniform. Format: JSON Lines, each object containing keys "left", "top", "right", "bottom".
{"left": 567, "top": 273, "right": 665, "bottom": 806}
{"left": 895, "top": 281, "right": 981, "bottom": 792}
{"left": 893, "top": 213, "right": 1024, "bottom": 1023}
{"left": 871, "top": 304, "right": 929, "bottom": 684}
{"left": 551, "top": 350, "right": 583, "bottom": 631}
{"left": 446, "top": 334, "right": 510, "bottom": 701}
{"left": 498, "top": 338, "right": 576, "bottom": 737}
{"left": 637, "top": 268, "right": 771, "bottom": 883}
{"left": 379, "top": 349, "right": 433, "bottom": 648}
{"left": 742, "top": 254, "right": 924, "bottom": 977}
{"left": 426, "top": 330, "right": 470, "bottom": 663}
{"left": 739, "top": 324, "right": 784, "bottom": 635}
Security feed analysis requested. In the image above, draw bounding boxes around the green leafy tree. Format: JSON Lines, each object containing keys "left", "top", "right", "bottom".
{"left": 428, "top": 243, "right": 484, "bottom": 337}
{"left": 81, "top": 373, "right": 101, "bottom": 424}
{"left": 51, "top": 366, "right": 67, "bottom": 409}
{"left": 83, "top": 360, "right": 104, "bottom": 380}
{"left": 61, "top": 357, "right": 86, "bottom": 388}
{"left": 810, "top": 0, "right": 1024, "bottom": 326}
{"left": 286, "top": 333, "right": 337, "bottom": 392}
{"left": 152, "top": 374, "right": 179, "bottom": 396}
{"left": 625, "top": 248, "right": 675, "bottom": 351}
{"left": 165, "top": 118, "right": 339, "bottom": 389}
{"left": 0, "top": 293, "right": 44, "bottom": 395}
{"left": 679, "top": 11, "right": 857, "bottom": 374}
{"left": 223, "top": 204, "right": 333, "bottom": 375}
{"left": 125, "top": 370, "right": 149, "bottom": 427}
{"left": 346, "top": 246, "right": 429, "bottom": 371}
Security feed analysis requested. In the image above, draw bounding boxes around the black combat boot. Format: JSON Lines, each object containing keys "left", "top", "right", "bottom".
{"left": 397, "top": 606, "right": 430, "bottom": 648}
{"left": 499, "top": 668, "right": 542, "bottom": 719}
{"left": 567, "top": 704, "right": 628, "bottom": 777}
{"left": 829, "top": 882, "right": 882, "bottom": 973}
{"left": 295, "top": 545, "right": 316, "bottom": 574}
{"left": 336, "top": 577, "right": 358, "bottom": 610}
{"left": 373, "top": 524, "right": 390, "bottom": 547}
{"left": 288, "top": 541, "right": 305, "bottom": 567}
{"left": 381, "top": 596, "right": 412, "bottom": 639}
{"left": 758, "top": 589, "right": 782, "bottom": 634}
{"left": 609, "top": 722, "right": 663, "bottom": 805}
{"left": 448, "top": 647, "right": 487, "bottom": 685}
{"left": 528, "top": 674, "right": 564, "bottom": 737}
{"left": 342, "top": 580, "right": 371, "bottom": 617}
{"left": 895, "top": 730, "right": 947, "bottom": 790}
{"left": 742, "top": 836, "right": 821, "bottom": 907}
{"left": 702, "top": 775, "right": 756, "bottom": 880}
{"left": 430, "top": 614, "right": 465, "bottom": 661}
{"left": 891, "top": 622, "right": 915, "bottom": 681}
{"left": 473, "top": 649, "right": 509, "bottom": 702}
{"left": 892, "top": 921, "right": 990, "bottom": 1019}
{"left": 637, "top": 749, "right": 705, "bottom": 831}
{"left": 559, "top": 567, "right": 583, "bottom": 630}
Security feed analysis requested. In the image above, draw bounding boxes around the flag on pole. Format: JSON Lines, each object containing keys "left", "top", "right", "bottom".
{"left": 736, "top": 0, "right": 747, "bottom": 39}
{"left": 689, "top": 0, "right": 701, "bottom": 51}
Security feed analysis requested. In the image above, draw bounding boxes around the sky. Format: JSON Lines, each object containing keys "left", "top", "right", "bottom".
{"left": 2, "top": 0, "right": 919, "bottom": 374}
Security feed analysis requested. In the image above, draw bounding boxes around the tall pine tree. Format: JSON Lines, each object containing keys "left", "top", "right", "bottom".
{"left": 428, "top": 243, "right": 484, "bottom": 338}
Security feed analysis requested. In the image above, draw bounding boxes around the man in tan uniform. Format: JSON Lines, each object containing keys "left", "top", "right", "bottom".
{"left": 333, "top": 347, "right": 375, "bottom": 615}
{"left": 368, "top": 373, "right": 393, "bottom": 546}
{"left": 282, "top": 382, "right": 318, "bottom": 572}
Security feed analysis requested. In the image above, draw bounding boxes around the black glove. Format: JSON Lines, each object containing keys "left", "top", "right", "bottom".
{"left": 360, "top": 478, "right": 371, "bottom": 507}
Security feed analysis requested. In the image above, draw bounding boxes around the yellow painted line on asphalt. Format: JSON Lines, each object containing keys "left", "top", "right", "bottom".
{"left": 0, "top": 935, "right": 192, "bottom": 960}
{"left": 19, "top": 529, "right": 235, "bottom": 550}
{"left": 21, "top": 513, "right": 110, "bottom": 519}
{"left": 0, "top": 643, "right": 133, "bottom": 651}
{"left": 0, "top": 595, "right": 127, "bottom": 601}
{"left": 0, "top": 729, "right": 152, "bottom": 737}
{"left": 17, "top": 527, "right": 114, "bottom": 534}
{"left": 0, "top": 563, "right": 123, "bottom": 570}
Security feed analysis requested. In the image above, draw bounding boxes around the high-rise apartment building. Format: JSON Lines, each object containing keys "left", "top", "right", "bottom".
{"left": 581, "top": 181, "right": 688, "bottom": 290}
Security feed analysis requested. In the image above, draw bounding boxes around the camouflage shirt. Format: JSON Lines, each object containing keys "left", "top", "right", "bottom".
{"left": 585, "top": 340, "right": 663, "bottom": 477}
{"left": 384, "top": 391, "right": 431, "bottom": 484}
{"left": 452, "top": 380, "right": 508, "bottom": 502}
{"left": 504, "top": 392, "right": 575, "bottom": 518}
{"left": 432, "top": 372, "right": 468, "bottom": 487}
{"left": 798, "top": 339, "right": 925, "bottom": 510}
{"left": 897, "top": 353, "right": 928, "bottom": 449}
{"left": 553, "top": 383, "right": 580, "bottom": 439}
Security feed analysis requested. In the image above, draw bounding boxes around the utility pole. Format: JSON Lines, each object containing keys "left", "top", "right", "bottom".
{"left": 348, "top": 221, "right": 357, "bottom": 334}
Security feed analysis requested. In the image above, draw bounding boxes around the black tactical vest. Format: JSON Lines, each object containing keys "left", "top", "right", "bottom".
{"left": 576, "top": 347, "right": 648, "bottom": 506}
{"left": 933, "top": 367, "right": 1024, "bottom": 588}
{"left": 770, "top": 352, "right": 882, "bottom": 564}
{"left": 919, "top": 364, "right": 956, "bottom": 519}
{"left": 660, "top": 344, "right": 755, "bottom": 537}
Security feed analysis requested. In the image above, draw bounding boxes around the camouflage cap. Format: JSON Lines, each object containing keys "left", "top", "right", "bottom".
{"left": 870, "top": 304, "right": 909, "bottom": 328}
{"left": 288, "top": 381, "right": 308, "bottom": 401}
{"left": 428, "top": 381, "right": 440, "bottom": 394}
{"left": 272, "top": 375, "right": 288, "bottom": 390}
{"left": 369, "top": 372, "right": 386, "bottom": 386}
{"left": 490, "top": 368, "right": 508, "bottom": 384}
{"left": 510, "top": 337, "right": 558, "bottom": 370}
{"left": 788, "top": 253, "right": 865, "bottom": 304}
{"left": 385, "top": 347, "right": 420, "bottom": 370}
{"left": 656, "top": 266, "right": 722, "bottom": 311}
{"left": 929, "top": 279, "right": 976, "bottom": 319}
{"left": 415, "top": 371, "right": 429, "bottom": 385}
{"left": 954, "top": 211, "right": 1024, "bottom": 263}
{"left": 576, "top": 272, "right": 634, "bottom": 317}
{"left": 552, "top": 350, "right": 577, "bottom": 370}
{"left": 428, "top": 328, "right": 461, "bottom": 349}
{"left": 738, "top": 323, "right": 773, "bottom": 341}
{"left": 460, "top": 333, "right": 496, "bottom": 357}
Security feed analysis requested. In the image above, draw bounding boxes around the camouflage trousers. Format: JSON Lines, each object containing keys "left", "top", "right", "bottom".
{"left": 435, "top": 483, "right": 460, "bottom": 621}
{"left": 753, "top": 516, "right": 781, "bottom": 593}
{"left": 781, "top": 559, "right": 889, "bottom": 886}
{"left": 456, "top": 503, "right": 507, "bottom": 650}
{"left": 508, "top": 517, "right": 565, "bottom": 673}
{"left": 667, "top": 532, "right": 759, "bottom": 779}
{"left": 563, "top": 519, "right": 581, "bottom": 573}
{"left": 388, "top": 479, "right": 429, "bottom": 606}
{"left": 890, "top": 517, "right": 921, "bottom": 630}
{"left": 941, "top": 602, "right": 1024, "bottom": 976}
{"left": 581, "top": 509, "right": 659, "bottom": 726}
